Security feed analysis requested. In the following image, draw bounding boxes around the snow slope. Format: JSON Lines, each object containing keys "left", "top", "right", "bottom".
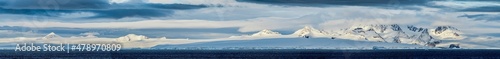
{"left": 292, "top": 26, "right": 330, "bottom": 37}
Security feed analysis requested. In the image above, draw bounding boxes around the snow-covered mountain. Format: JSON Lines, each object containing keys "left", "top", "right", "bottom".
{"left": 251, "top": 29, "right": 282, "bottom": 36}
{"left": 227, "top": 24, "right": 465, "bottom": 47}
{"left": 223, "top": 24, "right": 463, "bottom": 47}
{"left": 229, "top": 29, "right": 284, "bottom": 38}
{"left": 116, "top": 34, "right": 149, "bottom": 42}
{"left": 159, "top": 37, "right": 168, "bottom": 39}
{"left": 331, "top": 24, "right": 465, "bottom": 47}
{"left": 291, "top": 26, "right": 330, "bottom": 37}
{"left": 430, "top": 26, "right": 465, "bottom": 40}
{"left": 40, "top": 32, "right": 62, "bottom": 40}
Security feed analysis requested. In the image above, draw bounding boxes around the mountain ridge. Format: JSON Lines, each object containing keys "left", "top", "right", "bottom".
{"left": 237, "top": 24, "right": 465, "bottom": 47}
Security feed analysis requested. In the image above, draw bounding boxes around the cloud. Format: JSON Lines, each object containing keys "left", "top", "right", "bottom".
{"left": 0, "top": 8, "right": 175, "bottom": 19}
{"left": 0, "top": 26, "right": 244, "bottom": 39}
{"left": 0, "top": 0, "right": 210, "bottom": 19}
{"left": 0, "top": 6, "right": 477, "bottom": 32}
{"left": 429, "top": 1, "right": 500, "bottom": 8}
{"left": 0, "top": 30, "right": 42, "bottom": 38}
{"left": 459, "top": 14, "right": 500, "bottom": 22}
{"left": 0, "top": 11, "right": 333, "bottom": 33}
{"left": 426, "top": 1, "right": 500, "bottom": 22}
{"left": 0, "top": 7, "right": 76, "bottom": 17}
{"left": 459, "top": 6, "right": 500, "bottom": 12}
{"left": 2, "top": 0, "right": 110, "bottom": 9}
{"left": 86, "top": 9, "right": 172, "bottom": 19}
{"left": 110, "top": 0, "right": 129, "bottom": 4}
{"left": 236, "top": 0, "right": 430, "bottom": 7}
{"left": 146, "top": 0, "right": 240, "bottom": 6}
{"left": 80, "top": 32, "right": 100, "bottom": 35}
{"left": 0, "top": 1, "right": 5, "bottom": 6}
{"left": 1, "top": 1, "right": 500, "bottom": 38}
{"left": 146, "top": 4, "right": 208, "bottom": 10}
{"left": 2, "top": 0, "right": 500, "bottom": 49}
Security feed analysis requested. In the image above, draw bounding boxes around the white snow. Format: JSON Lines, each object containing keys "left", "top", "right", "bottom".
{"left": 329, "top": 24, "right": 468, "bottom": 46}
{"left": 116, "top": 34, "right": 149, "bottom": 42}
{"left": 40, "top": 32, "right": 62, "bottom": 40}
{"left": 251, "top": 29, "right": 282, "bottom": 36}
{"left": 291, "top": 26, "right": 330, "bottom": 37}
{"left": 159, "top": 37, "right": 168, "bottom": 39}
{"left": 229, "top": 29, "right": 284, "bottom": 38}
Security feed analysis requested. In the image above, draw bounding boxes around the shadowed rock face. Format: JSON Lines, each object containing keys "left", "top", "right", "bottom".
{"left": 407, "top": 25, "right": 427, "bottom": 32}
{"left": 434, "top": 26, "right": 458, "bottom": 34}
{"left": 449, "top": 44, "right": 460, "bottom": 48}
{"left": 430, "top": 26, "right": 463, "bottom": 39}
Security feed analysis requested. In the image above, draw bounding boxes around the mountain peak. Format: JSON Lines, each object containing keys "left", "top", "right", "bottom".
{"left": 292, "top": 26, "right": 330, "bottom": 37}
{"left": 434, "top": 26, "right": 459, "bottom": 34}
{"left": 251, "top": 29, "right": 282, "bottom": 36}
{"left": 430, "top": 26, "right": 464, "bottom": 39}
{"left": 48, "top": 32, "right": 56, "bottom": 35}
{"left": 41, "top": 32, "right": 62, "bottom": 39}
{"left": 338, "top": 24, "right": 449, "bottom": 45}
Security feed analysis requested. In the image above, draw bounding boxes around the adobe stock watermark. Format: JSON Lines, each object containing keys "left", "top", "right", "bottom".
{"left": 15, "top": 43, "right": 122, "bottom": 53}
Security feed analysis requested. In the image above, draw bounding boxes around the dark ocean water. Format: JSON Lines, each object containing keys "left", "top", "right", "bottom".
{"left": 1, "top": 49, "right": 500, "bottom": 59}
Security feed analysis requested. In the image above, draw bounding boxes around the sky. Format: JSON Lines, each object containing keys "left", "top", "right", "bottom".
{"left": 0, "top": 0, "right": 500, "bottom": 39}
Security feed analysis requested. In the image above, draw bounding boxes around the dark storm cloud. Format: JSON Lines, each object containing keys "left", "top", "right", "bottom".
{"left": 459, "top": 14, "right": 500, "bottom": 21}
{"left": 456, "top": 1, "right": 500, "bottom": 21}
{"left": 0, "top": 1, "right": 5, "bottom": 6}
{"left": 0, "top": 0, "right": 209, "bottom": 19}
{"left": 236, "top": 0, "right": 430, "bottom": 7}
{"left": 0, "top": 7, "right": 174, "bottom": 19}
{"left": 86, "top": 9, "right": 172, "bottom": 19}
{"left": 146, "top": 4, "right": 208, "bottom": 10}
{"left": 3, "top": 0, "right": 110, "bottom": 9}
{"left": 0, "top": 7, "right": 76, "bottom": 17}
{"left": 459, "top": 6, "right": 500, "bottom": 12}
{"left": 437, "top": 1, "right": 500, "bottom": 22}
